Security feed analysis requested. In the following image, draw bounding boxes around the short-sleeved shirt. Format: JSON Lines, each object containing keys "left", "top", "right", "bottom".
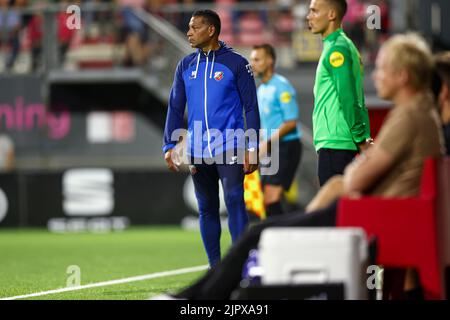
{"left": 257, "top": 74, "right": 301, "bottom": 142}
{"left": 370, "top": 93, "right": 445, "bottom": 197}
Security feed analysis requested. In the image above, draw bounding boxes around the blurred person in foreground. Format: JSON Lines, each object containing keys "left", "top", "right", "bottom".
{"left": 153, "top": 32, "right": 445, "bottom": 300}
{"left": 116, "top": 0, "right": 154, "bottom": 67}
{"left": 0, "top": 0, "right": 21, "bottom": 71}
{"left": 250, "top": 44, "right": 302, "bottom": 217}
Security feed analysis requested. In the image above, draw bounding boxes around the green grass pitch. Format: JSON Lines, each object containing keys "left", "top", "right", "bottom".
{"left": 0, "top": 226, "right": 232, "bottom": 300}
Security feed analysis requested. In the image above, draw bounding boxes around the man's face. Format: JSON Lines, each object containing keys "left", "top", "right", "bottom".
{"left": 306, "top": 0, "right": 332, "bottom": 35}
{"left": 250, "top": 49, "right": 273, "bottom": 78}
{"left": 372, "top": 49, "right": 402, "bottom": 101}
{"left": 186, "top": 16, "right": 214, "bottom": 49}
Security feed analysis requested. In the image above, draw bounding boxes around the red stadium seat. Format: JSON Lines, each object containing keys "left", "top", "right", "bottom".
{"left": 367, "top": 108, "right": 390, "bottom": 138}
{"left": 336, "top": 157, "right": 450, "bottom": 299}
{"left": 216, "top": 8, "right": 235, "bottom": 46}
{"left": 237, "top": 13, "right": 267, "bottom": 46}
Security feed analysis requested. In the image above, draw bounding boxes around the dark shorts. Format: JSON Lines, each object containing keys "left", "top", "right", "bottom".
{"left": 260, "top": 139, "right": 302, "bottom": 190}
{"left": 317, "top": 148, "right": 357, "bottom": 186}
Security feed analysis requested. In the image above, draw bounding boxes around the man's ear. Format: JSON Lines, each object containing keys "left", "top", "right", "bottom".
{"left": 328, "top": 8, "right": 338, "bottom": 21}
{"left": 208, "top": 25, "right": 216, "bottom": 37}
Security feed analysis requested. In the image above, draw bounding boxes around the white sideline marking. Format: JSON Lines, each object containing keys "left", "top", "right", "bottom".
{"left": 0, "top": 265, "right": 208, "bottom": 300}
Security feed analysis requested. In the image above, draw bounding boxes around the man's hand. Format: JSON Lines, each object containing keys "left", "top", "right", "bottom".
{"left": 357, "top": 139, "right": 374, "bottom": 153}
{"left": 164, "top": 149, "right": 180, "bottom": 172}
{"left": 259, "top": 140, "right": 271, "bottom": 159}
{"left": 244, "top": 149, "right": 258, "bottom": 174}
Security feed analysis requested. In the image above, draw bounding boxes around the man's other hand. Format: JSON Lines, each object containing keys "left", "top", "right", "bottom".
{"left": 358, "top": 139, "right": 374, "bottom": 153}
{"left": 164, "top": 149, "right": 180, "bottom": 172}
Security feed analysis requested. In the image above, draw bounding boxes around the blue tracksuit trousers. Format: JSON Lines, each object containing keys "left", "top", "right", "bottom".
{"left": 191, "top": 163, "right": 249, "bottom": 267}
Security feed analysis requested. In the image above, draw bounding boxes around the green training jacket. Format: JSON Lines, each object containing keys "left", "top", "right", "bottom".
{"left": 313, "top": 28, "right": 371, "bottom": 151}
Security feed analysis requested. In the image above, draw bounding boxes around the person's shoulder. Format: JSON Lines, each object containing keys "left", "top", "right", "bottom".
{"left": 324, "top": 42, "right": 353, "bottom": 70}
{"left": 178, "top": 52, "right": 198, "bottom": 70}
{"left": 182, "top": 52, "right": 198, "bottom": 63}
{"left": 273, "top": 74, "right": 292, "bottom": 86}
{"left": 326, "top": 31, "right": 353, "bottom": 54}
{"left": 273, "top": 74, "right": 295, "bottom": 91}
{"left": 336, "top": 32, "right": 360, "bottom": 56}
{"left": 224, "top": 46, "right": 250, "bottom": 66}
{"left": 384, "top": 105, "right": 416, "bottom": 131}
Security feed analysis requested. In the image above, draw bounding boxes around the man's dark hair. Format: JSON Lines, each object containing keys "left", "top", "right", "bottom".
{"left": 253, "top": 44, "right": 277, "bottom": 64}
{"left": 192, "top": 10, "right": 221, "bottom": 36}
{"left": 326, "top": 0, "right": 348, "bottom": 21}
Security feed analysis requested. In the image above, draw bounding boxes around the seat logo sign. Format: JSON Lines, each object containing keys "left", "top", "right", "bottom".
{"left": 214, "top": 71, "right": 224, "bottom": 81}
{"left": 0, "top": 188, "right": 8, "bottom": 224}
{"left": 63, "top": 169, "right": 114, "bottom": 216}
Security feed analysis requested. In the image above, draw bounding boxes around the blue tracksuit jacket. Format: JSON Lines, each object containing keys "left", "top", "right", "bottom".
{"left": 162, "top": 41, "right": 260, "bottom": 158}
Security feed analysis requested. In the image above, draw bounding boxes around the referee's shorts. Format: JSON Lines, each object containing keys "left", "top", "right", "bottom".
{"left": 260, "top": 139, "right": 302, "bottom": 190}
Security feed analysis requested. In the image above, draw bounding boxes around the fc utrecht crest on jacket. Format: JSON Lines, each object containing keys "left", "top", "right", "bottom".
{"left": 214, "top": 71, "right": 224, "bottom": 81}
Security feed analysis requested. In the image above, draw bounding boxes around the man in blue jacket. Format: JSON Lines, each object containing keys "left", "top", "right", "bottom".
{"left": 162, "top": 10, "right": 260, "bottom": 267}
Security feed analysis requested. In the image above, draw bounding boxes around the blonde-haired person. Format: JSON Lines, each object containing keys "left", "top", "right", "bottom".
{"left": 153, "top": 33, "right": 445, "bottom": 301}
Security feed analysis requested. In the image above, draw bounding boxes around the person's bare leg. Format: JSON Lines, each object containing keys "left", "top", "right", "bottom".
{"left": 126, "top": 33, "right": 143, "bottom": 65}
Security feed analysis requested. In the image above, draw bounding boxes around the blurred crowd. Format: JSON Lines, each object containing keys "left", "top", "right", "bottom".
{"left": 0, "top": 0, "right": 390, "bottom": 73}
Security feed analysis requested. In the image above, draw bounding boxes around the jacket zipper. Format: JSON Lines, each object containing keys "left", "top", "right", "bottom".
{"left": 204, "top": 53, "right": 213, "bottom": 158}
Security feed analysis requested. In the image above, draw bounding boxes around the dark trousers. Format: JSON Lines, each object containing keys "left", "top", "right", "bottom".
{"left": 318, "top": 148, "right": 357, "bottom": 186}
{"left": 177, "top": 201, "right": 338, "bottom": 300}
{"left": 191, "top": 163, "right": 248, "bottom": 267}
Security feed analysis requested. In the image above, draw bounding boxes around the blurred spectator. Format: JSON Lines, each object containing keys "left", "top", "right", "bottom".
{"left": 231, "top": 0, "right": 269, "bottom": 36}
{"left": 0, "top": 134, "right": 14, "bottom": 171}
{"left": 176, "top": 0, "right": 195, "bottom": 33}
{"left": 363, "top": 0, "right": 390, "bottom": 65}
{"left": 27, "top": 1, "right": 43, "bottom": 71}
{"left": 343, "top": 0, "right": 365, "bottom": 51}
{"left": 57, "top": 0, "right": 77, "bottom": 65}
{"left": 27, "top": 0, "right": 76, "bottom": 71}
{"left": 84, "top": 0, "right": 114, "bottom": 43}
{"left": 0, "top": 0, "right": 21, "bottom": 71}
{"left": 375, "top": 0, "right": 390, "bottom": 37}
{"left": 116, "top": 0, "right": 152, "bottom": 67}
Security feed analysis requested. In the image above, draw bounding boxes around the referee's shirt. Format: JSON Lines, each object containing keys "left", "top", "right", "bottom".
{"left": 257, "top": 73, "right": 301, "bottom": 143}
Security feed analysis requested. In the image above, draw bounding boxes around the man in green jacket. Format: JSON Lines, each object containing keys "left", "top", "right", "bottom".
{"left": 307, "top": 0, "right": 372, "bottom": 185}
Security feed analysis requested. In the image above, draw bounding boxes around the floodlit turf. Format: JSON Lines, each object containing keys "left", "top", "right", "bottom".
{"left": 0, "top": 226, "right": 232, "bottom": 300}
